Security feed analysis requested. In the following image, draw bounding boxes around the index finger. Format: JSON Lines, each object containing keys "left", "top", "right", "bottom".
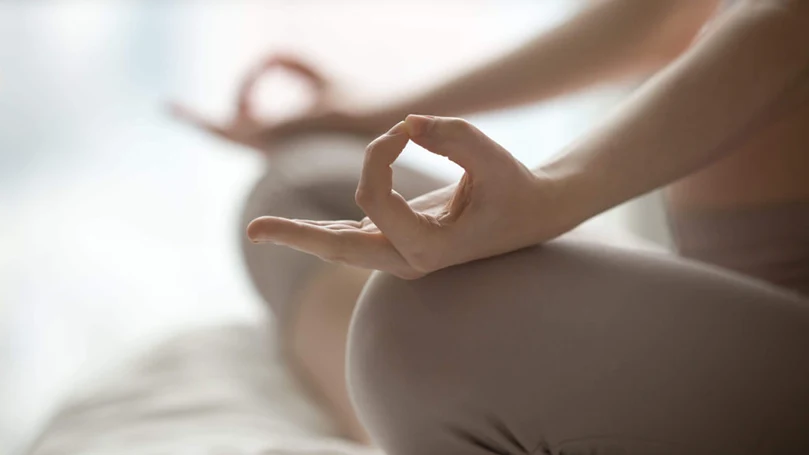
{"left": 355, "top": 122, "right": 426, "bottom": 254}
{"left": 236, "top": 54, "right": 328, "bottom": 118}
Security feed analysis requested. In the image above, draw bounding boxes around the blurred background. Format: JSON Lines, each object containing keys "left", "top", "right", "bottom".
{"left": 0, "top": 1, "right": 670, "bottom": 453}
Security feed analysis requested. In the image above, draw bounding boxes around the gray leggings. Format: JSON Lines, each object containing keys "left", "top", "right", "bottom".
{"left": 242, "top": 151, "right": 809, "bottom": 454}
{"left": 348, "top": 241, "right": 809, "bottom": 455}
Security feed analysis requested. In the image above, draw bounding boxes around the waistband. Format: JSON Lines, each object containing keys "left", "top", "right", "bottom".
{"left": 668, "top": 201, "right": 809, "bottom": 296}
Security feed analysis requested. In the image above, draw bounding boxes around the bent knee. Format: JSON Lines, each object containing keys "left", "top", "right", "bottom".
{"left": 346, "top": 236, "right": 808, "bottom": 404}
{"left": 345, "top": 245, "right": 579, "bottom": 443}
{"left": 347, "top": 272, "right": 440, "bottom": 407}
{"left": 346, "top": 242, "right": 596, "bottom": 399}
{"left": 346, "top": 240, "right": 809, "bottom": 454}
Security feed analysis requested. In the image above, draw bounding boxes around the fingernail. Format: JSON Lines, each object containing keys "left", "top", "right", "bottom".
{"left": 249, "top": 235, "right": 265, "bottom": 244}
{"left": 404, "top": 114, "right": 434, "bottom": 136}
{"left": 248, "top": 233, "right": 267, "bottom": 244}
{"left": 250, "top": 236, "right": 279, "bottom": 245}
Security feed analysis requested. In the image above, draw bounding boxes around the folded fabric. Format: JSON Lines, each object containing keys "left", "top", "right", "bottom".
{"left": 26, "top": 323, "right": 378, "bottom": 455}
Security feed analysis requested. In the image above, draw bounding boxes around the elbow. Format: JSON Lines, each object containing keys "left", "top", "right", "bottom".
{"left": 746, "top": 0, "right": 809, "bottom": 13}
{"left": 642, "top": 1, "right": 725, "bottom": 67}
{"left": 750, "top": 0, "right": 809, "bottom": 32}
{"left": 739, "top": 0, "right": 809, "bottom": 43}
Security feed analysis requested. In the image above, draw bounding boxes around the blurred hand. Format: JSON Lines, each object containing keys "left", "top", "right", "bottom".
{"left": 247, "top": 115, "right": 578, "bottom": 278}
{"left": 169, "top": 54, "right": 380, "bottom": 154}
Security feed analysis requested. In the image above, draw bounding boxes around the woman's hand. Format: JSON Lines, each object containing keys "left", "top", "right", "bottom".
{"left": 246, "top": 115, "right": 582, "bottom": 278}
{"left": 169, "top": 54, "right": 383, "bottom": 155}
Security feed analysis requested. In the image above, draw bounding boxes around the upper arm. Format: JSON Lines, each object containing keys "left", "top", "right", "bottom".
{"left": 578, "top": 0, "right": 725, "bottom": 68}
{"left": 646, "top": 0, "right": 725, "bottom": 62}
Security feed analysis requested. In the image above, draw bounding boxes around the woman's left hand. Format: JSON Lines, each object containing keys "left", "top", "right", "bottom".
{"left": 246, "top": 115, "right": 581, "bottom": 279}
{"left": 168, "top": 53, "right": 379, "bottom": 155}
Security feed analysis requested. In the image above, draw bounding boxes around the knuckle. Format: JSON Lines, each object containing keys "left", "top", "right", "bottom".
{"left": 444, "top": 117, "right": 473, "bottom": 135}
{"left": 364, "top": 139, "right": 383, "bottom": 156}
{"left": 354, "top": 186, "right": 374, "bottom": 208}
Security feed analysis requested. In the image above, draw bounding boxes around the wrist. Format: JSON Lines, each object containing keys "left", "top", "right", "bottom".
{"left": 533, "top": 153, "right": 605, "bottom": 234}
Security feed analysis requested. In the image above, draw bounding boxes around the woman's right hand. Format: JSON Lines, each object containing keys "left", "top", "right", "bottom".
{"left": 169, "top": 54, "right": 385, "bottom": 155}
{"left": 246, "top": 116, "right": 587, "bottom": 278}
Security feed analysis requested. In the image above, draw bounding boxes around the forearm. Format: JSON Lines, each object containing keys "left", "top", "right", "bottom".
{"left": 542, "top": 0, "right": 809, "bottom": 227}
{"left": 365, "top": 0, "right": 719, "bottom": 131}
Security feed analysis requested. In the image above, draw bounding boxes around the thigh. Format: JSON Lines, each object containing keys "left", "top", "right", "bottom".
{"left": 348, "top": 237, "right": 809, "bottom": 455}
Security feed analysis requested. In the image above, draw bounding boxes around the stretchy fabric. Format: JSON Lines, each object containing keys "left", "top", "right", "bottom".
{"left": 669, "top": 202, "right": 809, "bottom": 296}
{"left": 348, "top": 240, "right": 809, "bottom": 455}
{"left": 242, "top": 143, "right": 809, "bottom": 454}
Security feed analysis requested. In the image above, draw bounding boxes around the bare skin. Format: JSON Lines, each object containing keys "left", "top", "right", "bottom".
{"left": 172, "top": 0, "right": 809, "bottom": 445}
{"left": 245, "top": 1, "right": 809, "bottom": 278}
{"left": 287, "top": 264, "right": 372, "bottom": 443}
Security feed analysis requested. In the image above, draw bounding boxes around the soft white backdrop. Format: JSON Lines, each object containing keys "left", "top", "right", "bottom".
{"left": 0, "top": 1, "right": 663, "bottom": 453}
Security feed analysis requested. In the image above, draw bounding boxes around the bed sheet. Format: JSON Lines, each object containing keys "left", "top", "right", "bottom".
{"left": 26, "top": 323, "right": 379, "bottom": 455}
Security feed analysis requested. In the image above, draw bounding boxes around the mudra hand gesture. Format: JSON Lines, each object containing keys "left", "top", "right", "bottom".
{"left": 247, "top": 115, "right": 578, "bottom": 279}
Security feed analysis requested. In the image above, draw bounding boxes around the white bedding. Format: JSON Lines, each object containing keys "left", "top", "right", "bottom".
{"left": 20, "top": 215, "right": 666, "bottom": 455}
{"left": 25, "top": 324, "right": 379, "bottom": 455}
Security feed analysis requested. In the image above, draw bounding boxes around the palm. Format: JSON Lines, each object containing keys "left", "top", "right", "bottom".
{"left": 248, "top": 170, "right": 471, "bottom": 278}
{"left": 219, "top": 115, "right": 264, "bottom": 144}
{"left": 351, "top": 184, "right": 461, "bottom": 233}
{"left": 247, "top": 115, "right": 555, "bottom": 279}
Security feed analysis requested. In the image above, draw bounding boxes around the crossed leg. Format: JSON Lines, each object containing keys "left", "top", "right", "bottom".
{"left": 348, "top": 238, "right": 809, "bottom": 455}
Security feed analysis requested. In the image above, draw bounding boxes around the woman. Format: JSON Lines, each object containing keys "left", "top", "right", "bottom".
{"left": 175, "top": 0, "right": 809, "bottom": 453}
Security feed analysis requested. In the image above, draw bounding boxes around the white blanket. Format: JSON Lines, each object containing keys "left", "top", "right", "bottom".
{"left": 26, "top": 324, "right": 379, "bottom": 455}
